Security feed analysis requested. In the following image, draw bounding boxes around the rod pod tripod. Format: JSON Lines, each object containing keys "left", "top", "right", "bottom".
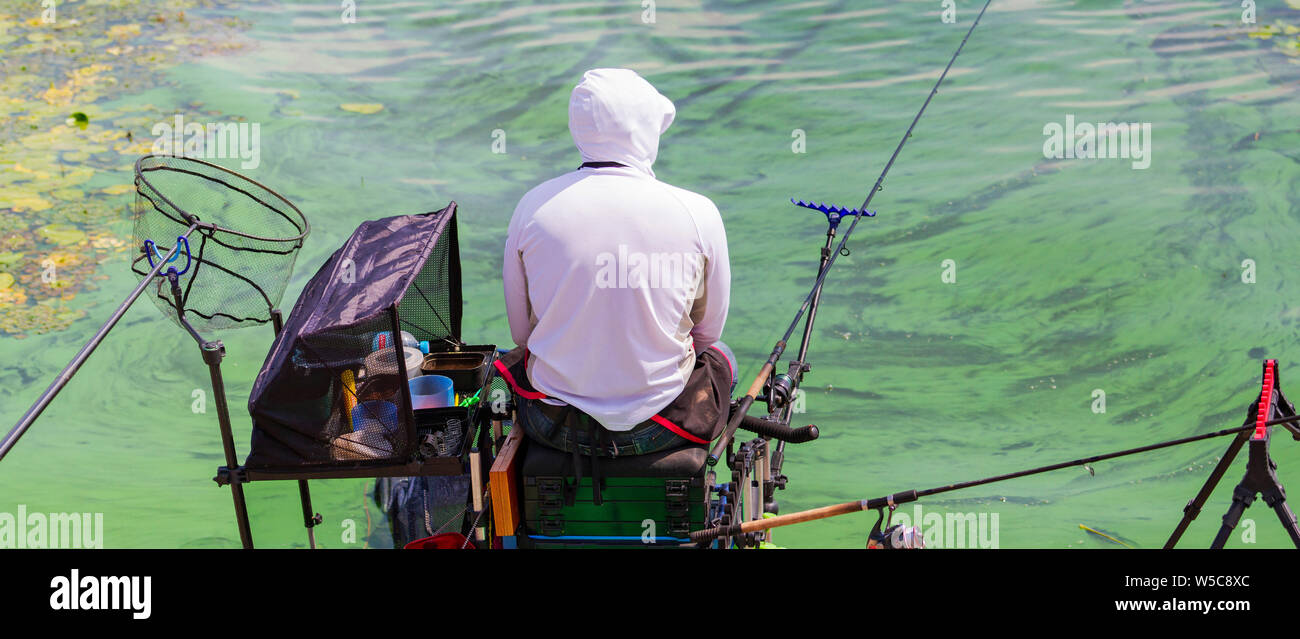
{"left": 1166, "top": 359, "right": 1300, "bottom": 548}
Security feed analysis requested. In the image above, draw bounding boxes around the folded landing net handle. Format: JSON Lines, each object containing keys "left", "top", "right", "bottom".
{"left": 739, "top": 414, "right": 818, "bottom": 444}
{"left": 689, "top": 491, "right": 920, "bottom": 545}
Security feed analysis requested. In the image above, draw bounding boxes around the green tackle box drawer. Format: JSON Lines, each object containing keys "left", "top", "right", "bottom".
{"left": 522, "top": 475, "right": 706, "bottom": 541}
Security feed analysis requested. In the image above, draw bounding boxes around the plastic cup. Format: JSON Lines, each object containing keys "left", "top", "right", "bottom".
{"left": 409, "top": 375, "right": 455, "bottom": 410}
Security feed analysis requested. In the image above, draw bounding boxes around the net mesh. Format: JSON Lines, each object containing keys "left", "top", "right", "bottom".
{"left": 131, "top": 155, "right": 308, "bottom": 332}
{"left": 396, "top": 213, "right": 460, "bottom": 348}
{"left": 246, "top": 207, "right": 474, "bottom": 469}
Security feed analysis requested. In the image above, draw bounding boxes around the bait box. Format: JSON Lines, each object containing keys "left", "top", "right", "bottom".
{"left": 421, "top": 345, "right": 494, "bottom": 393}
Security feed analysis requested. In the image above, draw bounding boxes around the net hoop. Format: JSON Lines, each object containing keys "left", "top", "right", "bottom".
{"left": 134, "top": 154, "right": 310, "bottom": 245}
{"left": 131, "top": 154, "right": 310, "bottom": 330}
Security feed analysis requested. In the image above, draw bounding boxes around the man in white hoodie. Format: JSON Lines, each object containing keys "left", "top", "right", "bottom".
{"left": 499, "top": 68, "right": 734, "bottom": 458}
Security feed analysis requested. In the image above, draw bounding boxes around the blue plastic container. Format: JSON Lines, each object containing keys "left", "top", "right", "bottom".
{"left": 409, "top": 375, "right": 455, "bottom": 410}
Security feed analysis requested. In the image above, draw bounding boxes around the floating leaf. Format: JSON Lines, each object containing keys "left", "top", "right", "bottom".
{"left": 340, "top": 103, "right": 384, "bottom": 114}
{"left": 52, "top": 188, "right": 85, "bottom": 201}
{"left": 38, "top": 223, "right": 86, "bottom": 245}
{"left": 1249, "top": 25, "right": 1276, "bottom": 39}
{"left": 10, "top": 163, "right": 49, "bottom": 178}
{"left": 10, "top": 196, "right": 52, "bottom": 212}
{"left": 66, "top": 111, "right": 89, "bottom": 129}
{"left": 0, "top": 285, "right": 26, "bottom": 307}
{"left": 102, "top": 183, "right": 134, "bottom": 195}
{"left": 107, "top": 24, "right": 142, "bottom": 40}
{"left": 0, "top": 252, "right": 22, "bottom": 268}
{"left": 0, "top": 273, "right": 13, "bottom": 289}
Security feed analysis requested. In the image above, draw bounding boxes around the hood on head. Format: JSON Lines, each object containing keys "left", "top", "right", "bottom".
{"left": 568, "top": 68, "right": 675, "bottom": 177}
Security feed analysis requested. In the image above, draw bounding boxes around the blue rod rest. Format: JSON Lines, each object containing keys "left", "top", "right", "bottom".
{"left": 144, "top": 236, "right": 192, "bottom": 277}
{"left": 791, "top": 199, "right": 875, "bottom": 229}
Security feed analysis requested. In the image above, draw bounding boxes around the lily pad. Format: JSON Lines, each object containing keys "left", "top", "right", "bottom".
{"left": 340, "top": 103, "right": 384, "bottom": 114}
{"left": 39, "top": 223, "right": 86, "bottom": 245}
{"left": 52, "top": 188, "right": 85, "bottom": 201}
{"left": 107, "top": 24, "right": 142, "bottom": 40}
{"left": 10, "top": 196, "right": 52, "bottom": 212}
{"left": 66, "top": 111, "right": 89, "bottom": 129}
{"left": 0, "top": 273, "right": 13, "bottom": 290}
{"left": 101, "top": 183, "right": 134, "bottom": 195}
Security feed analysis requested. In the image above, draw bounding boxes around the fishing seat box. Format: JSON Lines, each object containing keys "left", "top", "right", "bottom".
{"left": 514, "top": 438, "right": 708, "bottom": 548}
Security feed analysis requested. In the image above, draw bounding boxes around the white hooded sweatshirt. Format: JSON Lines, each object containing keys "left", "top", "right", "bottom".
{"left": 503, "top": 68, "right": 730, "bottom": 430}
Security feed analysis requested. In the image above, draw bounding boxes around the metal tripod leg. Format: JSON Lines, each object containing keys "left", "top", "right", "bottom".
{"left": 1211, "top": 485, "right": 1255, "bottom": 549}
{"left": 1210, "top": 436, "right": 1300, "bottom": 549}
{"left": 1166, "top": 429, "right": 1250, "bottom": 548}
{"left": 203, "top": 342, "right": 254, "bottom": 549}
{"left": 1260, "top": 484, "right": 1300, "bottom": 548}
{"left": 297, "top": 480, "right": 322, "bottom": 549}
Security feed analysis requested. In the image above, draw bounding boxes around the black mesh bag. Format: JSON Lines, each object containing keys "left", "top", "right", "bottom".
{"left": 245, "top": 204, "right": 462, "bottom": 469}
{"left": 131, "top": 155, "right": 309, "bottom": 331}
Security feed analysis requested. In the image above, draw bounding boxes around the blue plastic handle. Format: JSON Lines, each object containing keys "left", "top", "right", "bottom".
{"left": 144, "top": 236, "right": 191, "bottom": 276}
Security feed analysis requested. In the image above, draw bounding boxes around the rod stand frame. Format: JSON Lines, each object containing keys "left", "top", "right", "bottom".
{"left": 1167, "top": 359, "right": 1300, "bottom": 548}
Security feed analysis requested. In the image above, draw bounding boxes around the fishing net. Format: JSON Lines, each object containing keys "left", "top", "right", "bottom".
{"left": 131, "top": 155, "right": 309, "bottom": 331}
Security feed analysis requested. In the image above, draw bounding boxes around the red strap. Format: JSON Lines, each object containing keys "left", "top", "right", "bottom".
{"left": 1255, "top": 359, "right": 1276, "bottom": 440}
{"left": 493, "top": 359, "right": 549, "bottom": 401}
{"left": 500, "top": 350, "right": 709, "bottom": 445}
{"left": 649, "top": 414, "right": 709, "bottom": 444}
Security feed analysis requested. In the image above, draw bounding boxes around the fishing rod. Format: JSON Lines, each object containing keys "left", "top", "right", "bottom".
{"left": 691, "top": 416, "right": 1290, "bottom": 544}
{"left": 708, "top": 0, "right": 995, "bottom": 466}
{"left": 0, "top": 223, "right": 201, "bottom": 462}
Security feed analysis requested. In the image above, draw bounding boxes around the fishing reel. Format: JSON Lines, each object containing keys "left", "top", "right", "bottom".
{"left": 763, "top": 360, "right": 809, "bottom": 414}
{"left": 868, "top": 507, "right": 924, "bottom": 550}
{"left": 766, "top": 373, "right": 795, "bottom": 412}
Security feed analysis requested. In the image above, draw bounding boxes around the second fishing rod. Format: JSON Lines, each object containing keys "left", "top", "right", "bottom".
{"left": 708, "top": 0, "right": 996, "bottom": 466}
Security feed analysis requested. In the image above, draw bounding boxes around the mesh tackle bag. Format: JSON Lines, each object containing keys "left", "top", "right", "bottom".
{"left": 131, "top": 155, "right": 309, "bottom": 331}
{"left": 245, "top": 204, "right": 462, "bottom": 469}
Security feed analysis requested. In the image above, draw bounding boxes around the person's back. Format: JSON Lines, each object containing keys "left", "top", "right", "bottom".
{"left": 503, "top": 68, "right": 731, "bottom": 448}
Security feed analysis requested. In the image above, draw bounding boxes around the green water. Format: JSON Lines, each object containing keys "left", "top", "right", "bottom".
{"left": 3, "top": 0, "right": 1300, "bottom": 548}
